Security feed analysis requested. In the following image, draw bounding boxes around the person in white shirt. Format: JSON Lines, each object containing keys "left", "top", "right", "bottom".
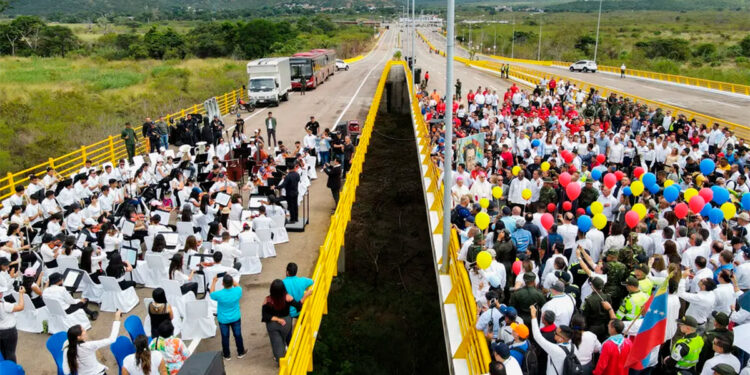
{"left": 0, "top": 282, "right": 27, "bottom": 363}
{"left": 43, "top": 167, "right": 60, "bottom": 191}
{"left": 489, "top": 341, "right": 524, "bottom": 375}
{"left": 699, "top": 337, "right": 741, "bottom": 375}
{"left": 530, "top": 305, "right": 574, "bottom": 375}
{"left": 451, "top": 177, "right": 470, "bottom": 207}
{"left": 122, "top": 334, "right": 167, "bottom": 375}
{"left": 45, "top": 272, "right": 99, "bottom": 320}
{"left": 214, "top": 232, "right": 242, "bottom": 270}
{"left": 252, "top": 206, "right": 274, "bottom": 231}
{"left": 42, "top": 190, "right": 62, "bottom": 219}
{"left": 63, "top": 311, "right": 122, "bottom": 375}
{"left": 690, "top": 257, "right": 714, "bottom": 293}
{"left": 678, "top": 276, "right": 717, "bottom": 327}
{"left": 557, "top": 213, "right": 579, "bottom": 253}
{"left": 470, "top": 172, "right": 493, "bottom": 202}
{"left": 66, "top": 204, "right": 85, "bottom": 233}
{"left": 507, "top": 173, "right": 532, "bottom": 206}
{"left": 712, "top": 271, "right": 735, "bottom": 316}
{"left": 541, "top": 281, "right": 575, "bottom": 328}
{"left": 202, "top": 252, "right": 240, "bottom": 283}
{"left": 58, "top": 182, "right": 78, "bottom": 210}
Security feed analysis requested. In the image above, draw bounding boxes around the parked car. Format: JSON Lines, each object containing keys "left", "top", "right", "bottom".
{"left": 335, "top": 59, "right": 350, "bottom": 71}
{"left": 332, "top": 120, "right": 360, "bottom": 145}
{"left": 569, "top": 60, "right": 598, "bottom": 73}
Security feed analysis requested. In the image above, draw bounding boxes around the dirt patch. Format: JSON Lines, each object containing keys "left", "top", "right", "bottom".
{"left": 311, "top": 110, "right": 449, "bottom": 375}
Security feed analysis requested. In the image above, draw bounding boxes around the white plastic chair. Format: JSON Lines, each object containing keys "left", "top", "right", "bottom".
{"left": 75, "top": 270, "right": 104, "bottom": 304}
{"left": 144, "top": 235, "right": 155, "bottom": 252}
{"left": 256, "top": 228, "right": 276, "bottom": 258}
{"left": 238, "top": 240, "right": 262, "bottom": 275}
{"left": 99, "top": 276, "right": 139, "bottom": 313}
{"left": 142, "top": 297, "right": 183, "bottom": 338}
{"left": 43, "top": 297, "right": 90, "bottom": 334}
{"left": 305, "top": 155, "right": 318, "bottom": 179}
{"left": 176, "top": 222, "right": 194, "bottom": 244}
{"left": 180, "top": 300, "right": 216, "bottom": 341}
{"left": 15, "top": 293, "right": 49, "bottom": 333}
{"left": 145, "top": 254, "right": 169, "bottom": 289}
{"left": 229, "top": 204, "right": 243, "bottom": 222}
{"left": 270, "top": 214, "right": 289, "bottom": 244}
{"left": 161, "top": 279, "right": 196, "bottom": 319}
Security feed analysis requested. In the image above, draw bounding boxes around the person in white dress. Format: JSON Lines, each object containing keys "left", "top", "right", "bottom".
{"left": 63, "top": 311, "right": 122, "bottom": 375}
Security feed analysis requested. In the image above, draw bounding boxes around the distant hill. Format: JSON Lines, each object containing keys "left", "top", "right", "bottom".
{"left": 543, "top": 0, "right": 749, "bottom": 12}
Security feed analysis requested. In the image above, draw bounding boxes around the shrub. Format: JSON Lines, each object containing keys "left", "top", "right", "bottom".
{"left": 635, "top": 38, "right": 690, "bottom": 60}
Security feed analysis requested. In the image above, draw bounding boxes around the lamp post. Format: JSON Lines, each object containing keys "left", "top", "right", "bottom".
{"left": 441, "top": 0, "right": 455, "bottom": 274}
{"left": 593, "top": 0, "right": 603, "bottom": 62}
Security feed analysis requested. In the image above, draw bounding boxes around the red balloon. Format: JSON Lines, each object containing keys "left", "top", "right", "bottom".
{"left": 512, "top": 260, "right": 523, "bottom": 276}
{"left": 576, "top": 208, "right": 586, "bottom": 216}
{"left": 615, "top": 171, "right": 625, "bottom": 181}
{"left": 603, "top": 173, "right": 617, "bottom": 189}
{"left": 674, "top": 203, "right": 689, "bottom": 219}
{"left": 699, "top": 188, "right": 713, "bottom": 203}
{"left": 569, "top": 165, "right": 577, "bottom": 173}
{"left": 541, "top": 213, "right": 554, "bottom": 230}
{"left": 596, "top": 154, "right": 606, "bottom": 164}
{"left": 689, "top": 195, "right": 706, "bottom": 214}
{"left": 562, "top": 150, "right": 574, "bottom": 163}
{"left": 547, "top": 203, "right": 556, "bottom": 213}
{"left": 566, "top": 182, "right": 582, "bottom": 201}
{"left": 559, "top": 172, "right": 572, "bottom": 187}
{"left": 563, "top": 201, "right": 573, "bottom": 211}
{"left": 633, "top": 167, "right": 645, "bottom": 179}
{"left": 625, "top": 210, "right": 640, "bottom": 228}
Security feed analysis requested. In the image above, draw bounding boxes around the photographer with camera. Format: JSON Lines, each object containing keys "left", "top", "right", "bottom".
{"left": 324, "top": 158, "right": 342, "bottom": 208}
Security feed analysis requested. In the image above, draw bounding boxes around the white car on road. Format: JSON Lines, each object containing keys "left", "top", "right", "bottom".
{"left": 335, "top": 59, "right": 350, "bottom": 71}
{"left": 569, "top": 60, "right": 598, "bottom": 73}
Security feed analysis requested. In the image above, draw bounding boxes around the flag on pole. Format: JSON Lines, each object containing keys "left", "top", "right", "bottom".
{"left": 623, "top": 280, "right": 669, "bottom": 370}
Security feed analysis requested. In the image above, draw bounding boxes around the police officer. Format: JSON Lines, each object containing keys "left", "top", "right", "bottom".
{"left": 664, "top": 316, "right": 704, "bottom": 374}
{"left": 616, "top": 276, "right": 649, "bottom": 321}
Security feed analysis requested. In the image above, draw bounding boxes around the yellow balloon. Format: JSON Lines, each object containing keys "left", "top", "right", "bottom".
{"left": 512, "top": 166, "right": 521, "bottom": 176}
{"left": 492, "top": 186, "right": 503, "bottom": 199}
{"left": 541, "top": 162, "right": 550, "bottom": 172}
{"left": 522, "top": 189, "right": 532, "bottom": 200}
{"left": 590, "top": 201, "right": 603, "bottom": 215}
{"left": 479, "top": 198, "right": 490, "bottom": 209}
{"left": 721, "top": 202, "right": 737, "bottom": 220}
{"left": 476, "top": 251, "right": 492, "bottom": 270}
{"left": 631, "top": 181, "right": 644, "bottom": 196}
{"left": 633, "top": 203, "right": 647, "bottom": 220}
{"left": 664, "top": 179, "right": 674, "bottom": 188}
{"left": 684, "top": 188, "right": 698, "bottom": 201}
{"left": 592, "top": 213, "right": 607, "bottom": 230}
{"left": 475, "top": 212, "right": 490, "bottom": 230}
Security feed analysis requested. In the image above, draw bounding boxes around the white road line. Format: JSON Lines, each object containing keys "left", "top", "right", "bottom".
{"left": 332, "top": 32, "right": 394, "bottom": 127}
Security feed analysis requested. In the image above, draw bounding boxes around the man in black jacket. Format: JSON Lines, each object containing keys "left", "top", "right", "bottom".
{"left": 276, "top": 163, "right": 301, "bottom": 223}
{"left": 324, "top": 158, "right": 342, "bottom": 207}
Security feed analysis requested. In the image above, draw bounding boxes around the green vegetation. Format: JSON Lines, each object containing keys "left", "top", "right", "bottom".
{"left": 452, "top": 10, "right": 750, "bottom": 85}
{"left": 544, "top": 0, "right": 749, "bottom": 12}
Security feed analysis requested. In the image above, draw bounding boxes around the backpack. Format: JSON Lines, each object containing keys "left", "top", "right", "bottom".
{"left": 510, "top": 344, "right": 538, "bottom": 375}
{"left": 551, "top": 345, "right": 583, "bottom": 375}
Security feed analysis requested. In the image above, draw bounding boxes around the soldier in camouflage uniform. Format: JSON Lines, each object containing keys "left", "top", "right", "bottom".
{"left": 578, "top": 178, "right": 600, "bottom": 211}
{"left": 581, "top": 277, "right": 612, "bottom": 342}
{"left": 651, "top": 108, "right": 665, "bottom": 129}
{"left": 583, "top": 100, "right": 597, "bottom": 120}
{"left": 467, "top": 232, "right": 485, "bottom": 264}
{"left": 619, "top": 232, "right": 646, "bottom": 273}
{"left": 602, "top": 248, "right": 628, "bottom": 309}
{"left": 538, "top": 179, "right": 557, "bottom": 211}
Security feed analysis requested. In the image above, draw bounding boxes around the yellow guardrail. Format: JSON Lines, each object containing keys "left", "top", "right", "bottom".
{"left": 342, "top": 29, "right": 384, "bottom": 65}
{"left": 0, "top": 88, "right": 246, "bottom": 204}
{"left": 408, "top": 61, "right": 491, "bottom": 374}
{"left": 421, "top": 30, "right": 750, "bottom": 96}
{"left": 279, "top": 60, "right": 490, "bottom": 375}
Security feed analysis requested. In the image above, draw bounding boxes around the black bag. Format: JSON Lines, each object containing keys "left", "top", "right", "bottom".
{"left": 551, "top": 345, "right": 583, "bottom": 375}
{"left": 510, "top": 345, "right": 538, "bottom": 375}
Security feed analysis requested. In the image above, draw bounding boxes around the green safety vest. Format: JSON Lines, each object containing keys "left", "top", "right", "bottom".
{"left": 616, "top": 291, "right": 649, "bottom": 321}
{"left": 639, "top": 278, "right": 654, "bottom": 295}
{"left": 671, "top": 335, "right": 704, "bottom": 369}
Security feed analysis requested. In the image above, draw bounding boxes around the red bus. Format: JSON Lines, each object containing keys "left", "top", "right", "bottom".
{"left": 290, "top": 49, "right": 336, "bottom": 90}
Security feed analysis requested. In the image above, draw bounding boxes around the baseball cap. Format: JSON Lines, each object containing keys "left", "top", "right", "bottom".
{"left": 711, "top": 364, "right": 738, "bottom": 375}
{"left": 490, "top": 342, "right": 511, "bottom": 360}
{"left": 523, "top": 272, "right": 536, "bottom": 283}
{"left": 676, "top": 315, "right": 698, "bottom": 328}
{"left": 622, "top": 276, "right": 639, "bottom": 287}
{"left": 739, "top": 212, "right": 750, "bottom": 221}
{"left": 502, "top": 306, "right": 518, "bottom": 320}
{"left": 590, "top": 277, "right": 604, "bottom": 290}
{"left": 555, "top": 270, "right": 571, "bottom": 283}
{"left": 551, "top": 281, "right": 565, "bottom": 292}
{"left": 510, "top": 322, "right": 529, "bottom": 339}
{"left": 712, "top": 311, "right": 729, "bottom": 326}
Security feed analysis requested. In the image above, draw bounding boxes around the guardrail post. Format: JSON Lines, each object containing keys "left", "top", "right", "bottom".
{"left": 108, "top": 136, "right": 116, "bottom": 164}
{"left": 7, "top": 173, "right": 14, "bottom": 193}
{"left": 80, "top": 145, "right": 87, "bottom": 164}
{"left": 48, "top": 158, "right": 54, "bottom": 169}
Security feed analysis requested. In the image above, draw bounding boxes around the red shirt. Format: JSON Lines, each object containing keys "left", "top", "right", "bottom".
{"left": 593, "top": 337, "right": 633, "bottom": 375}
{"left": 500, "top": 151, "right": 514, "bottom": 167}
{"left": 436, "top": 101, "right": 446, "bottom": 114}
{"left": 510, "top": 84, "right": 519, "bottom": 94}
{"left": 467, "top": 92, "right": 475, "bottom": 103}
{"left": 549, "top": 79, "right": 557, "bottom": 90}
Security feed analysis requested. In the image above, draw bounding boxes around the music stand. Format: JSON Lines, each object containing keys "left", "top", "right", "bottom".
{"left": 194, "top": 153, "right": 209, "bottom": 165}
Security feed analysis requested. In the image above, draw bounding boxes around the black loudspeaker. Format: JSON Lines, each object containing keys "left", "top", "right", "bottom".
{"left": 178, "top": 351, "right": 225, "bottom": 375}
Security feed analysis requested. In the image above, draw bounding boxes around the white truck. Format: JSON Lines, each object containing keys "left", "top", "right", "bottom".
{"left": 246, "top": 57, "right": 292, "bottom": 107}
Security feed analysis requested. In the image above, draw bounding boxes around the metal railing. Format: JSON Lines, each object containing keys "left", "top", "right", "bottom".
{"left": 279, "top": 60, "right": 490, "bottom": 375}
{"left": 0, "top": 87, "right": 246, "bottom": 204}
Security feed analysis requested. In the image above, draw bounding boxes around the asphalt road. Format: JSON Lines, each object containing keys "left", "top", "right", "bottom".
{"left": 18, "top": 28, "right": 397, "bottom": 375}
{"left": 421, "top": 28, "right": 750, "bottom": 127}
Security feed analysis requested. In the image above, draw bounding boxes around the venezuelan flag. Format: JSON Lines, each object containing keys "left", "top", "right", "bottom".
{"left": 624, "top": 279, "right": 669, "bottom": 370}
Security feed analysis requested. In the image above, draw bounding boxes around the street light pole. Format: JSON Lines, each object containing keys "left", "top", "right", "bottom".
{"left": 412, "top": 0, "right": 415, "bottom": 72}
{"left": 537, "top": 17, "right": 542, "bottom": 61}
{"left": 511, "top": 16, "right": 515, "bottom": 59}
{"left": 593, "top": 0, "right": 603, "bottom": 62}
{"left": 441, "top": 0, "right": 455, "bottom": 274}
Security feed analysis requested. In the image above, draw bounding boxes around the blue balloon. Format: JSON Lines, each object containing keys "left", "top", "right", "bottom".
{"left": 742, "top": 193, "right": 750, "bottom": 210}
{"left": 623, "top": 187, "right": 632, "bottom": 196}
{"left": 712, "top": 186, "right": 729, "bottom": 205}
{"left": 700, "top": 202, "right": 712, "bottom": 217}
{"left": 591, "top": 169, "right": 602, "bottom": 181}
{"left": 700, "top": 159, "right": 715, "bottom": 176}
{"left": 664, "top": 185, "right": 679, "bottom": 203}
{"left": 648, "top": 183, "right": 660, "bottom": 194}
{"left": 577, "top": 215, "right": 592, "bottom": 232}
{"left": 709, "top": 207, "right": 724, "bottom": 224}
{"left": 642, "top": 173, "right": 657, "bottom": 188}
{"left": 531, "top": 139, "right": 540, "bottom": 147}
{"left": 586, "top": 206, "right": 592, "bottom": 215}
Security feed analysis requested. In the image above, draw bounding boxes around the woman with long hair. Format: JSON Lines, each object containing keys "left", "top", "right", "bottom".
{"left": 105, "top": 253, "right": 136, "bottom": 290}
{"left": 21, "top": 268, "right": 45, "bottom": 308}
{"left": 570, "top": 314, "right": 601, "bottom": 375}
{"left": 122, "top": 334, "right": 167, "bottom": 375}
{"left": 152, "top": 234, "right": 167, "bottom": 253}
{"left": 261, "top": 279, "right": 309, "bottom": 363}
{"left": 148, "top": 288, "right": 174, "bottom": 339}
{"left": 168, "top": 254, "right": 199, "bottom": 296}
{"left": 63, "top": 311, "right": 122, "bottom": 375}
{"left": 80, "top": 245, "right": 105, "bottom": 283}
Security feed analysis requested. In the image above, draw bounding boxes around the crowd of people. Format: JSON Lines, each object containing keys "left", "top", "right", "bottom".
{"left": 0, "top": 108, "right": 334, "bottom": 372}
{"left": 419, "top": 69, "right": 750, "bottom": 375}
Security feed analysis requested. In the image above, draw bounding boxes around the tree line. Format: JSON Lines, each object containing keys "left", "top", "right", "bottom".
{"left": 0, "top": 15, "right": 376, "bottom": 60}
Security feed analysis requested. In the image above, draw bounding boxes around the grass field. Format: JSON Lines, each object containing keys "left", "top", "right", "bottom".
{"left": 453, "top": 10, "right": 750, "bottom": 84}
{"left": 0, "top": 57, "right": 245, "bottom": 173}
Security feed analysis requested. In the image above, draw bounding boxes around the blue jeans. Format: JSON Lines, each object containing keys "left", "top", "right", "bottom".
{"left": 219, "top": 319, "right": 245, "bottom": 358}
{"left": 161, "top": 134, "right": 169, "bottom": 150}
{"left": 319, "top": 151, "right": 330, "bottom": 166}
